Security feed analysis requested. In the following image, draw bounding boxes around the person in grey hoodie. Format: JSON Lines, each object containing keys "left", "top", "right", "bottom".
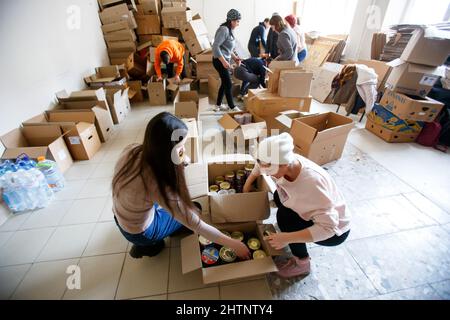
{"left": 269, "top": 15, "right": 298, "bottom": 63}
{"left": 212, "top": 9, "right": 242, "bottom": 112}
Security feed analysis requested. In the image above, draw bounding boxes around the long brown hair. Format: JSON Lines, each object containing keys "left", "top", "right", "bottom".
{"left": 112, "top": 112, "right": 197, "bottom": 216}
{"left": 270, "top": 15, "right": 287, "bottom": 33}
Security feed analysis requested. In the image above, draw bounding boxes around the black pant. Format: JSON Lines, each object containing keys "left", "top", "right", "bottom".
{"left": 212, "top": 58, "right": 236, "bottom": 109}
{"left": 166, "top": 55, "right": 187, "bottom": 79}
{"left": 274, "top": 191, "right": 350, "bottom": 259}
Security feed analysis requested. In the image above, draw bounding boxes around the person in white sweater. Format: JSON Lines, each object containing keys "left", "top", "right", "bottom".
{"left": 243, "top": 133, "right": 351, "bottom": 278}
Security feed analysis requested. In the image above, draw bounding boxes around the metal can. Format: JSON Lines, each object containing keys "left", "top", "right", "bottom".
{"left": 231, "top": 231, "right": 244, "bottom": 242}
{"left": 263, "top": 230, "right": 273, "bottom": 238}
{"left": 219, "top": 246, "right": 237, "bottom": 263}
{"left": 201, "top": 247, "right": 219, "bottom": 265}
{"left": 215, "top": 176, "right": 225, "bottom": 186}
{"left": 209, "top": 185, "right": 219, "bottom": 193}
{"left": 219, "top": 181, "right": 231, "bottom": 191}
{"left": 247, "top": 238, "right": 261, "bottom": 250}
{"left": 228, "top": 189, "right": 236, "bottom": 195}
{"left": 198, "top": 235, "right": 213, "bottom": 247}
{"left": 218, "top": 189, "right": 228, "bottom": 196}
{"left": 225, "top": 171, "right": 235, "bottom": 187}
{"left": 236, "top": 170, "right": 246, "bottom": 183}
{"left": 253, "top": 250, "right": 267, "bottom": 259}
{"left": 244, "top": 164, "right": 254, "bottom": 178}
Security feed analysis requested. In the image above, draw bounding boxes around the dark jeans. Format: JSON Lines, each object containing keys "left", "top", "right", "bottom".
{"left": 114, "top": 203, "right": 182, "bottom": 247}
{"left": 212, "top": 57, "right": 236, "bottom": 109}
{"left": 166, "top": 55, "right": 187, "bottom": 79}
{"left": 274, "top": 191, "right": 349, "bottom": 259}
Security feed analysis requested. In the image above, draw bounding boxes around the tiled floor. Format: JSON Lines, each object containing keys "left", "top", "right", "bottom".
{"left": 0, "top": 99, "right": 449, "bottom": 300}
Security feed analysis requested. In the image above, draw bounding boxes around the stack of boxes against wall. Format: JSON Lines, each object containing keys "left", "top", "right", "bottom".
{"left": 365, "top": 25, "right": 448, "bottom": 143}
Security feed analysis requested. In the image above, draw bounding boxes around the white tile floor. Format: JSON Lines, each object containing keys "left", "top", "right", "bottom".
{"left": 0, "top": 99, "right": 449, "bottom": 300}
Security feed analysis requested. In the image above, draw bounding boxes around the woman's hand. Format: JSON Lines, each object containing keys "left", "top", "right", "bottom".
{"left": 157, "top": 76, "right": 163, "bottom": 81}
{"left": 243, "top": 180, "right": 253, "bottom": 193}
{"left": 222, "top": 60, "right": 231, "bottom": 69}
{"left": 264, "top": 232, "right": 290, "bottom": 250}
{"left": 229, "top": 239, "right": 251, "bottom": 260}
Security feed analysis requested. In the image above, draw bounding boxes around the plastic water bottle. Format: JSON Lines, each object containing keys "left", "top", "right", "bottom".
{"left": 36, "top": 156, "right": 65, "bottom": 192}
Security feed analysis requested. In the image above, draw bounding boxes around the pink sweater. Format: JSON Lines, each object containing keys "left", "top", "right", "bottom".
{"left": 253, "top": 154, "right": 350, "bottom": 242}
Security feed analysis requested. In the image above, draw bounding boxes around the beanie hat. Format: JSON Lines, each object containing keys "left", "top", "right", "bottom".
{"left": 256, "top": 133, "right": 295, "bottom": 165}
{"left": 227, "top": 9, "right": 242, "bottom": 21}
{"left": 285, "top": 14, "right": 297, "bottom": 28}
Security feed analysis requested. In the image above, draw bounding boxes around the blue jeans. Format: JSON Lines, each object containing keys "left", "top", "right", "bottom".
{"left": 115, "top": 203, "right": 183, "bottom": 246}
{"left": 298, "top": 49, "right": 307, "bottom": 63}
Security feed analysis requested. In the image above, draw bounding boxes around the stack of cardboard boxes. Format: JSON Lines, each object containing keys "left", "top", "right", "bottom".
{"left": 366, "top": 26, "right": 448, "bottom": 143}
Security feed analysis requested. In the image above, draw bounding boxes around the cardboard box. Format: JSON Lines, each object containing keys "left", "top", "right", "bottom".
{"left": 278, "top": 70, "right": 313, "bottom": 98}
{"left": 123, "top": 53, "right": 146, "bottom": 78}
{"left": 84, "top": 66, "right": 121, "bottom": 85}
{"left": 218, "top": 111, "right": 267, "bottom": 142}
{"left": 181, "top": 160, "right": 283, "bottom": 284}
{"left": 162, "top": 27, "right": 182, "bottom": 38}
{"left": 246, "top": 90, "right": 312, "bottom": 117}
{"left": 386, "top": 59, "right": 443, "bottom": 97}
{"left": 195, "top": 51, "right": 214, "bottom": 79}
{"left": 136, "top": 0, "right": 159, "bottom": 15}
{"left": 104, "top": 29, "right": 136, "bottom": 43}
{"left": 151, "top": 35, "right": 178, "bottom": 46}
{"left": 0, "top": 125, "right": 73, "bottom": 173}
{"left": 275, "top": 110, "right": 320, "bottom": 133}
{"left": 147, "top": 76, "right": 167, "bottom": 105}
{"left": 182, "top": 118, "right": 200, "bottom": 163}
{"left": 167, "top": 78, "right": 194, "bottom": 93}
{"left": 290, "top": 112, "right": 354, "bottom": 165}
{"left": 199, "top": 79, "right": 208, "bottom": 94}
{"left": 161, "top": 7, "right": 192, "bottom": 29}
{"left": 267, "top": 61, "right": 297, "bottom": 93}
{"left": 99, "top": 4, "right": 137, "bottom": 29}
{"left": 174, "top": 91, "right": 202, "bottom": 120}
{"left": 180, "top": 18, "right": 208, "bottom": 41}
{"left": 310, "top": 63, "right": 343, "bottom": 103}
{"left": 135, "top": 14, "right": 161, "bottom": 35}
{"left": 401, "top": 27, "right": 450, "bottom": 67}
{"left": 55, "top": 89, "right": 115, "bottom": 142}
{"left": 128, "top": 80, "right": 144, "bottom": 102}
{"left": 380, "top": 89, "right": 444, "bottom": 122}
{"left": 26, "top": 113, "right": 102, "bottom": 161}
{"left": 104, "top": 88, "right": 131, "bottom": 124}
{"left": 185, "top": 34, "right": 211, "bottom": 56}
{"left": 101, "top": 21, "right": 130, "bottom": 35}
{"left": 365, "top": 117, "right": 421, "bottom": 143}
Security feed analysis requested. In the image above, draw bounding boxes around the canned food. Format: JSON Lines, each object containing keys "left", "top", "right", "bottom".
{"left": 243, "top": 113, "right": 253, "bottom": 124}
{"left": 244, "top": 164, "right": 254, "bottom": 178}
{"left": 225, "top": 171, "right": 235, "bottom": 187}
{"left": 198, "top": 235, "right": 213, "bottom": 247}
{"left": 219, "top": 182, "right": 231, "bottom": 191}
{"left": 215, "top": 176, "right": 225, "bottom": 186}
{"left": 218, "top": 190, "right": 228, "bottom": 196}
{"left": 231, "top": 231, "right": 244, "bottom": 242}
{"left": 253, "top": 250, "right": 267, "bottom": 259}
{"left": 209, "top": 185, "right": 219, "bottom": 193}
{"left": 228, "top": 189, "right": 236, "bottom": 194}
{"left": 263, "top": 230, "right": 273, "bottom": 238}
{"left": 221, "top": 230, "right": 231, "bottom": 237}
{"left": 247, "top": 238, "right": 261, "bottom": 250}
{"left": 201, "top": 247, "right": 219, "bottom": 265}
{"left": 236, "top": 170, "right": 246, "bottom": 182}
{"left": 219, "top": 246, "right": 237, "bottom": 263}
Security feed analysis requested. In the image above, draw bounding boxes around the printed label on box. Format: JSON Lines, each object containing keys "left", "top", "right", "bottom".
{"left": 69, "top": 136, "right": 81, "bottom": 145}
{"left": 419, "top": 75, "right": 439, "bottom": 86}
{"left": 58, "top": 150, "right": 67, "bottom": 161}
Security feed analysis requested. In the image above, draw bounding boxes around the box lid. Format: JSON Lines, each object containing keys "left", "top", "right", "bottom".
{"left": 47, "top": 110, "right": 96, "bottom": 124}
{"left": 180, "top": 234, "right": 203, "bottom": 274}
{"left": 218, "top": 113, "right": 240, "bottom": 131}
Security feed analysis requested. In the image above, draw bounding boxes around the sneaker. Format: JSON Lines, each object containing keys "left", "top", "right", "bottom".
{"left": 213, "top": 105, "right": 230, "bottom": 112}
{"left": 129, "top": 240, "right": 165, "bottom": 259}
{"left": 276, "top": 256, "right": 311, "bottom": 278}
{"left": 230, "top": 106, "right": 242, "bottom": 112}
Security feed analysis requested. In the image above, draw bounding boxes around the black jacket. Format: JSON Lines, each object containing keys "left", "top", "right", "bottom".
{"left": 248, "top": 23, "right": 267, "bottom": 57}
{"left": 242, "top": 58, "right": 266, "bottom": 87}
{"left": 266, "top": 28, "right": 279, "bottom": 59}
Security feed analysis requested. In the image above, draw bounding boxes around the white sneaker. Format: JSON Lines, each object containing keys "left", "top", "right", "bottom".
{"left": 219, "top": 105, "right": 231, "bottom": 112}
{"left": 231, "top": 106, "right": 242, "bottom": 112}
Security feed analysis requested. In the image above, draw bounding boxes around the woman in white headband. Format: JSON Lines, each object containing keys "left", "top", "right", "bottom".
{"left": 243, "top": 133, "right": 351, "bottom": 278}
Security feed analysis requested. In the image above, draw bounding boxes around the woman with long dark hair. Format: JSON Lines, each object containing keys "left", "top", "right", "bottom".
{"left": 269, "top": 15, "right": 298, "bottom": 63}
{"left": 112, "top": 112, "right": 251, "bottom": 259}
{"left": 212, "top": 9, "right": 242, "bottom": 112}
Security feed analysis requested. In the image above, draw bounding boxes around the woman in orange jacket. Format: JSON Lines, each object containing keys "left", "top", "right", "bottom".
{"left": 155, "top": 39, "right": 186, "bottom": 83}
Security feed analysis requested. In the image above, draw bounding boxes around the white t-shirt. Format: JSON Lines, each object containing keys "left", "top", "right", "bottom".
{"left": 293, "top": 25, "right": 306, "bottom": 52}
{"left": 253, "top": 154, "right": 350, "bottom": 242}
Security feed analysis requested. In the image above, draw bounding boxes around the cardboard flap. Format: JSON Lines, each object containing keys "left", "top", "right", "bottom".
{"left": 22, "top": 113, "right": 49, "bottom": 125}
{"left": 185, "top": 163, "right": 208, "bottom": 197}
{"left": 209, "top": 191, "right": 270, "bottom": 223}
{"left": 47, "top": 110, "right": 96, "bottom": 124}
{"left": 2, "top": 147, "right": 50, "bottom": 160}
{"left": 386, "top": 58, "right": 405, "bottom": 68}
{"left": 408, "top": 63, "right": 441, "bottom": 75}
{"left": 180, "top": 234, "right": 202, "bottom": 274}
{"left": 218, "top": 113, "right": 240, "bottom": 131}
{"left": 240, "top": 122, "right": 267, "bottom": 140}
{"left": 21, "top": 125, "right": 62, "bottom": 146}
{"left": 314, "top": 113, "right": 354, "bottom": 142}
{"left": 0, "top": 128, "right": 28, "bottom": 148}
{"left": 290, "top": 118, "right": 317, "bottom": 147}
{"left": 256, "top": 224, "right": 285, "bottom": 256}
{"left": 202, "top": 257, "right": 277, "bottom": 284}
{"left": 268, "top": 61, "right": 296, "bottom": 70}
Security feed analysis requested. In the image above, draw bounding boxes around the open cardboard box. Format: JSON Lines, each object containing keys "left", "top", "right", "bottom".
{"left": 386, "top": 59, "right": 443, "bottom": 97}
{"left": 181, "top": 118, "right": 200, "bottom": 164}
{"left": 84, "top": 65, "right": 125, "bottom": 86}
{"left": 182, "top": 161, "right": 283, "bottom": 284}
{"left": 290, "top": 112, "right": 354, "bottom": 166}
{"left": 0, "top": 125, "right": 73, "bottom": 173}
{"left": 380, "top": 88, "right": 444, "bottom": 123}
{"left": 147, "top": 76, "right": 167, "bottom": 106}
{"left": 56, "top": 90, "right": 115, "bottom": 142}
{"left": 167, "top": 78, "right": 194, "bottom": 93}
{"left": 104, "top": 88, "right": 131, "bottom": 124}
{"left": 24, "top": 113, "right": 102, "bottom": 161}
{"left": 275, "top": 110, "right": 320, "bottom": 133}
{"left": 246, "top": 89, "right": 312, "bottom": 117}
{"left": 174, "top": 90, "right": 207, "bottom": 121}
{"left": 266, "top": 61, "right": 298, "bottom": 94}
{"left": 218, "top": 111, "right": 267, "bottom": 144}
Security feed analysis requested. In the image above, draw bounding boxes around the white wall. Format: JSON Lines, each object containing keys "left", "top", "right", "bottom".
{"left": 0, "top": 0, "right": 109, "bottom": 225}
{"left": 187, "top": 0, "right": 295, "bottom": 56}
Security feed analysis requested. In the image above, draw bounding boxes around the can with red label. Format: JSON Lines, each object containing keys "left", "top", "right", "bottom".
{"left": 201, "top": 247, "right": 219, "bottom": 265}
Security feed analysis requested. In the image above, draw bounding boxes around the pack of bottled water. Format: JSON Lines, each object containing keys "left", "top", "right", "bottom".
{"left": 0, "top": 154, "right": 64, "bottom": 213}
